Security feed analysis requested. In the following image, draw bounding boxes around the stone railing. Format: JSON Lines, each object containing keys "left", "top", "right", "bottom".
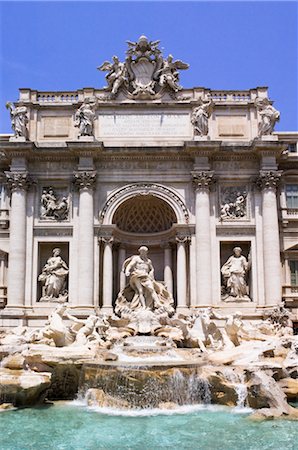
{"left": 0, "top": 286, "right": 7, "bottom": 308}
{"left": 37, "top": 92, "right": 79, "bottom": 103}
{"left": 282, "top": 286, "right": 298, "bottom": 302}
{"left": 281, "top": 208, "right": 298, "bottom": 225}
{"left": 0, "top": 209, "right": 9, "bottom": 229}
{"left": 210, "top": 91, "right": 252, "bottom": 102}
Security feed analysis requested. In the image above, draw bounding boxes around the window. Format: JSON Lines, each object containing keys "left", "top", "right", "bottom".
{"left": 286, "top": 185, "right": 298, "bottom": 209}
{"left": 290, "top": 260, "right": 298, "bottom": 286}
{"left": 288, "top": 143, "right": 297, "bottom": 153}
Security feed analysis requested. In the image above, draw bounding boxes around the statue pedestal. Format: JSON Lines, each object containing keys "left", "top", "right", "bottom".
{"left": 193, "top": 136, "right": 210, "bottom": 141}
{"left": 9, "top": 136, "right": 27, "bottom": 142}
{"left": 260, "top": 135, "right": 278, "bottom": 141}
{"left": 76, "top": 136, "right": 96, "bottom": 142}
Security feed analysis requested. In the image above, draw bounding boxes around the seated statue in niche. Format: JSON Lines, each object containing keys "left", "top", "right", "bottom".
{"left": 115, "top": 246, "right": 174, "bottom": 319}
{"left": 221, "top": 247, "right": 251, "bottom": 301}
{"left": 38, "top": 248, "right": 69, "bottom": 302}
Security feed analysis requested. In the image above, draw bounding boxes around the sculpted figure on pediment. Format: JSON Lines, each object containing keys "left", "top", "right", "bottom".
{"left": 98, "top": 36, "right": 189, "bottom": 99}
{"left": 98, "top": 57, "right": 129, "bottom": 98}
{"left": 255, "top": 97, "right": 280, "bottom": 136}
{"left": 6, "top": 102, "right": 29, "bottom": 139}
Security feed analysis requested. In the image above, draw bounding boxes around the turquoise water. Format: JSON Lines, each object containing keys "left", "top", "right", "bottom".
{"left": 0, "top": 403, "right": 297, "bottom": 450}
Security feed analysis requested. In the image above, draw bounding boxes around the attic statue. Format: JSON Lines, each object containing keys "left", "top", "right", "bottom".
{"left": 6, "top": 102, "right": 29, "bottom": 139}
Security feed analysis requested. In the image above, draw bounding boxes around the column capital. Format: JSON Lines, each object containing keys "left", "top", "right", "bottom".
{"left": 73, "top": 170, "right": 97, "bottom": 190}
{"left": 191, "top": 171, "right": 215, "bottom": 191}
{"left": 5, "top": 171, "right": 32, "bottom": 192}
{"left": 256, "top": 170, "right": 282, "bottom": 191}
{"left": 99, "top": 234, "right": 114, "bottom": 245}
{"left": 176, "top": 233, "right": 191, "bottom": 244}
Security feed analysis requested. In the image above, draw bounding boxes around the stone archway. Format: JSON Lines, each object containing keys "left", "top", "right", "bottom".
{"left": 99, "top": 184, "right": 191, "bottom": 311}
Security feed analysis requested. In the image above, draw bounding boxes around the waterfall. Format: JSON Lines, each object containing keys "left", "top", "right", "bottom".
{"left": 78, "top": 364, "right": 211, "bottom": 409}
{"left": 235, "top": 374, "right": 248, "bottom": 408}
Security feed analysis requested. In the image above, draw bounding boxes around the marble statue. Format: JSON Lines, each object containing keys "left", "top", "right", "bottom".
{"left": 185, "top": 308, "right": 229, "bottom": 352}
{"left": 74, "top": 97, "right": 97, "bottom": 136}
{"left": 191, "top": 96, "right": 213, "bottom": 136}
{"left": 116, "top": 246, "right": 174, "bottom": 316}
{"left": 221, "top": 247, "right": 250, "bottom": 301}
{"left": 40, "top": 188, "right": 69, "bottom": 221}
{"left": 38, "top": 303, "right": 74, "bottom": 347}
{"left": 220, "top": 188, "right": 247, "bottom": 220}
{"left": 38, "top": 248, "right": 69, "bottom": 301}
{"left": 6, "top": 102, "right": 29, "bottom": 139}
{"left": 157, "top": 54, "right": 189, "bottom": 93}
{"left": 256, "top": 98, "right": 280, "bottom": 136}
{"left": 98, "top": 56, "right": 128, "bottom": 97}
{"left": 65, "top": 313, "right": 110, "bottom": 346}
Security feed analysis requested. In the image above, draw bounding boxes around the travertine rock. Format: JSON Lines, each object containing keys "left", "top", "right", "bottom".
{"left": 0, "top": 368, "right": 51, "bottom": 407}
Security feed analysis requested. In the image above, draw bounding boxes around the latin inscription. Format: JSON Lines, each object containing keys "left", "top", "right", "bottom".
{"left": 98, "top": 114, "right": 191, "bottom": 138}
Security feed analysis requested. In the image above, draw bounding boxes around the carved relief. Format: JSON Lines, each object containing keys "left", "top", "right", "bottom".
{"left": 40, "top": 187, "right": 69, "bottom": 221}
{"left": 219, "top": 186, "right": 247, "bottom": 221}
{"left": 6, "top": 102, "right": 29, "bottom": 140}
{"left": 98, "top": 35, "right": 189, "bottom": 99}
{"left": 191, "top": 95, "right": 213, "bottom": 136}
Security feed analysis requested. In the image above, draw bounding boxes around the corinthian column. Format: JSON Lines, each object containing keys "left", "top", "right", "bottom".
{"left": 257, "top": 170, "right": 282, "bottom": 305}
{"left": 192, "top": 171, "right": 214, "bottom": 305}
{"left": 73, "top": 170, "right": 96, "bottom": 306}
{"left": 5, "top": 172, "right": 31, "bottom": 307}
{"left": 101, "top": 235, "right": 114, "bottom": 313}
{"left": 176, "top": 234, "right": 189, "bottom": 310}
{"left": 163, "top": 243, "right": 173, "bottom": 295}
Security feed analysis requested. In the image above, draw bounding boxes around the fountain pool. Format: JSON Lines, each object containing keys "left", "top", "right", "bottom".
{"left": 0, "top": 403, "right": 297, "bottom": 450}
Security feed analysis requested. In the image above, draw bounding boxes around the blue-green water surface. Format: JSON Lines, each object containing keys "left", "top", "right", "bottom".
{"left": 0, "top": 403, "right": 297, "bottom": 450}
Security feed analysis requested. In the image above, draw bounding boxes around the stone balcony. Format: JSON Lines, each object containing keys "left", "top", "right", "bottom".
{"left": 0, "top": 210, "right": 9, "bottom": 230}
{"left": 281, "top": 208, "right": 298, "bottom": 227}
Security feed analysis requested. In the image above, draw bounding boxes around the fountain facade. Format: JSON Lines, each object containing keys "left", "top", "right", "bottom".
{"left": 0, "top": 36, "right": 298, "bottom": 419}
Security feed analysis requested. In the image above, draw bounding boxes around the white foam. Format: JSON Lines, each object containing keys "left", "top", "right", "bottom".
{"left": 68, "top": 401, "right": 252, "bottom": 417}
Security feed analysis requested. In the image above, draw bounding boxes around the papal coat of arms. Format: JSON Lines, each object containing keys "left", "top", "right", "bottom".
{"left": 98, "top": 35, "right": 189, "bottom": 99}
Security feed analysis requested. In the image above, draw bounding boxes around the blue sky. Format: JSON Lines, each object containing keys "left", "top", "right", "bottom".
{"left": 0, "top": 1, "right": 297, "bottom": 132}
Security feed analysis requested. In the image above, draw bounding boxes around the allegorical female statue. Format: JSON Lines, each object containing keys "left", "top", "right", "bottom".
{"left": 221, "top": 247, "right": 250, "bottom": 301}
{"left": 74, "top": 97, "right": 97, "bottom": 136}
{"left": 38, "top": 248, "right": 69, "bottom": 301}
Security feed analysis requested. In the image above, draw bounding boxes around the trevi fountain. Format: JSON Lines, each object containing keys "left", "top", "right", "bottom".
{"left": 0, "top": 36, "right": 297, "bottom": 449}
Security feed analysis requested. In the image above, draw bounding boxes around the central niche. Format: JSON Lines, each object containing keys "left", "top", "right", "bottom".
{"left": 112, "top": 195, "right": 176, "bottom": 233}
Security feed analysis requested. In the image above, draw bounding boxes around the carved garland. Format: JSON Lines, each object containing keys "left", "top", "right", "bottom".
{"left": 99, "top": 183, "right": 189, "bottom": 225}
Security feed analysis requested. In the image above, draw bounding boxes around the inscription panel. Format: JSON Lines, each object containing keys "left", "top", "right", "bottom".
{"left": 98, "top": 114, "right": 191, "bottom": 138}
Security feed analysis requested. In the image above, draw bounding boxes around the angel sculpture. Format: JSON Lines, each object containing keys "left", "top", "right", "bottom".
{"left": 97, "top": 56, "right": 128, "bottom": 97}
{"left": 157, "top": 55, "right": 189, "bottom": 92}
